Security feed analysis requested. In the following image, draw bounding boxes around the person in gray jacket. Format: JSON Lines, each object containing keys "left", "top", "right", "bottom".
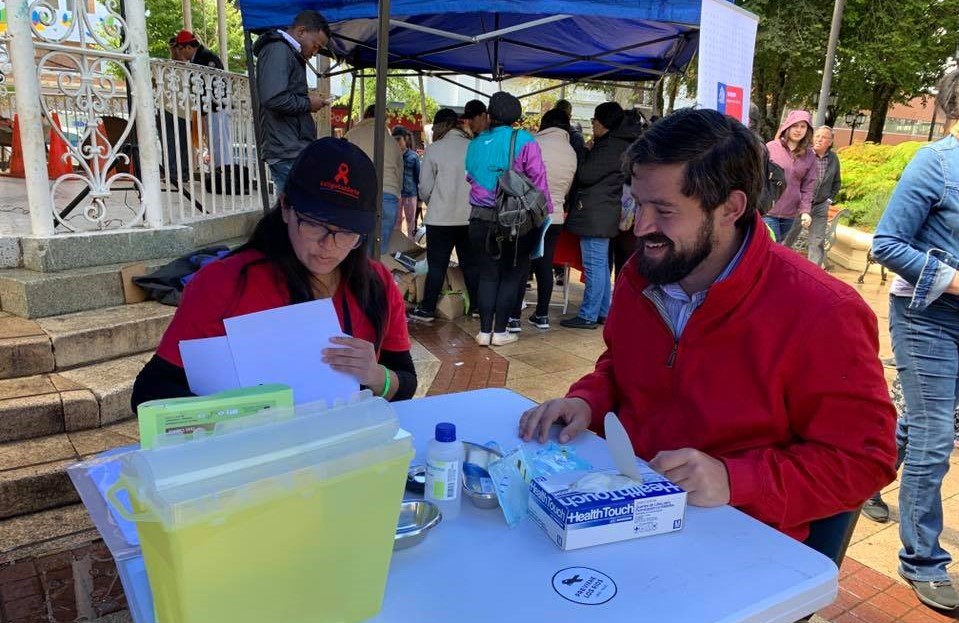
{"left": 253, "top": 10, "right": 331, "bottom": 193}
{"left": 805, "top": 126, "right": 841, "bottom": 267}
{"left": 409, "top": 109, "right": 479, "bottom": 322}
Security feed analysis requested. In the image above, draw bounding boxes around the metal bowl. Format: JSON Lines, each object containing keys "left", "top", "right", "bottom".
{"left": 461, "top": 441, "right": 503, "bottom": 509}
{"left": 394, "top": 500, "right": 442, "bottom": 550}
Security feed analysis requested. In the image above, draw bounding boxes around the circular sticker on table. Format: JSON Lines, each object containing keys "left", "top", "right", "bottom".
{"left": 551, "top": 567, "right": 617, "bottom": 605}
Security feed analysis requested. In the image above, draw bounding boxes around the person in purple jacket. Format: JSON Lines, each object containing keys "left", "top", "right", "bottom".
{"left": 764, "top": 110, "right": 817, "bottom": 243}
{"left": 465, "top": 92, "right": 552, "bottom": 347}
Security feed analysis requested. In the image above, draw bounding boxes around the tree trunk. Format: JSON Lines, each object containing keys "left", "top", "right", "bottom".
{"left": 865, "top": 83, "right": 896, "bottom": 143}
{"left": 653, "top": 79, "right": 665, "bottom": 117}
{"left": 667, "top": 76, "right": 680, "bottom": 114}
{"left": 763, "top": 69, "right": 789, "bottom": 141}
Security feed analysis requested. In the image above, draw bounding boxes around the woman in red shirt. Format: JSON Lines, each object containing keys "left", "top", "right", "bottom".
{"left": 132, "top": 138, "right": 416, "bottom": 407}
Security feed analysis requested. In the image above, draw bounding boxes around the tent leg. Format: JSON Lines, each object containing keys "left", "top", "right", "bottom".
{"left": 244, "top": 29, "right": 271, "bottom": 214}
{"left": 417, "top": 73, "right": 429, "bottom": 145}
{"left": 345, "top": 70, "right": 357, "bottom": 132}
{"left": 372, "top": 0, "right": 391, "bottom": 258}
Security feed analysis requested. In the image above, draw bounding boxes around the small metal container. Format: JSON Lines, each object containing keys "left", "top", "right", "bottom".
{"left": 461, "top": 441, "right": 503, "bottom": 509}
{"left": 405, "top": 465, "right": 426, "bottom": 494}
{"left": 394, "top": 500, "right": 442, "bottom": 550}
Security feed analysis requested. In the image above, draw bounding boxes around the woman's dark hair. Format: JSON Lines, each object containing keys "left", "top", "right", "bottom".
{"left": 540, "top": 108, "right": 571, "bottom": 132}
{"left": 231, "top": 205, "right": 388, "bottom": 347}
{"left": 626, "top": 108, "right": 765, "bottom": 230}
{"left": 936, "top": 70, "right": 959, "bottom": 121}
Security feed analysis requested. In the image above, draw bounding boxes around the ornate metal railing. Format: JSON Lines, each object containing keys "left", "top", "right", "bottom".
{"left": 150, "top": 58, "right": 269, "bottom": 223}
{"left": 3, "top": 5, "right": 269, "bottom": 235}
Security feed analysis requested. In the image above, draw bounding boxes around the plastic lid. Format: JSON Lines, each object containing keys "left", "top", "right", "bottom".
{"left": 435, "top": 422, "right": 456, "bottom": 442}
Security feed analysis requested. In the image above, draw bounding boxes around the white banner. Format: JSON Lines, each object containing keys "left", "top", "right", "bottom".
{"left": 696, "top": 0, "right": 759, "bottom": 126}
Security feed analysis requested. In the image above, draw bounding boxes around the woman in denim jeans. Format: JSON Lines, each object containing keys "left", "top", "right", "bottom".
{"left": 868, "top": 70, "right": 959, "bottom": 612}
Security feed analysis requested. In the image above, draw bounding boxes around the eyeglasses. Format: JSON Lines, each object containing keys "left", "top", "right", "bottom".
{"left": 293, "top": 211, "right": 363, "bottom": 250}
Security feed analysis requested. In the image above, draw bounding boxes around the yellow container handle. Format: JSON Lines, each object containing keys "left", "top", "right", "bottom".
{"left": 106, "top": 478, "right": 153, "bottom": 522}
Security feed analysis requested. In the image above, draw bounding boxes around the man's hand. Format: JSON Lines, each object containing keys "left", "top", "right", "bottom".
{"left": 308, "top": 94, "right": 327, "bottom": 112}
{"left": 519, "top": 398, "right": 592, "bottom": 444}
{"left": 649, "top": 448, "right": 730, "bottom": 507}
{"left": 800, "top": 213, "right": 812, "bottom": 229}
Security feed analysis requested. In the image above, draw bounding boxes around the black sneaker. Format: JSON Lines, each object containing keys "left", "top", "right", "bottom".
{"left": 597, "top": 316, "right": 607, "bottom": 325}
{"left": 408, "top": 307, "right": 435, "bottom": 323}
{"left": 468, "top": 307, "right": 480, "bottom": 319}
{"left": 861, "top": 494, "right": 889, "bottom": 523}
{"left": 528, "top": 314, "right": 549, "bottom": 329}
{"left": 506, "top": 318, "right": 522, "bottom": 333}
{"left": 560, "top": 316, "right": 597, "bottom": 330}
{"left": 899, "top": 572, "right": 959, "bottom": 611}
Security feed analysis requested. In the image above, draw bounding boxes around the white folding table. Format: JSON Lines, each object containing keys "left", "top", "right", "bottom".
{"left": 375, "top": 388, "right": 838, "bottom": 623}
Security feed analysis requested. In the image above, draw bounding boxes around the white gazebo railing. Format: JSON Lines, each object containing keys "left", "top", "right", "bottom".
{"left": 3, "top": 3, "right": 271, "bottom": 237}
{"left": 150, "top": 58, "right": 270, "bottom": 224}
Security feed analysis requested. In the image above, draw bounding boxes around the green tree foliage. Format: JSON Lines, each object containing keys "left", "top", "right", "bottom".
{"left": 831, "top": 0, "right": 959, "bottom": 143}
{"left": 835, "top": 141, "right": 924, "bottom": 229}
{"left": 144, "top": 0, "right": 246, "bottom": 72}
{"left": 741, "top": 0, "right": 832, "bottom": 140}
{"left": 336, "top": 74, "right": 439, "bottom": 124}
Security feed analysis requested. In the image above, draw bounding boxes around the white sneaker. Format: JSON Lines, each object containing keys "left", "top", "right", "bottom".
{"left": 490, "top": 332, "right": 519, "bottom": 346}
{"left": 475, "top": 331, "right": 492, "bottom": 346}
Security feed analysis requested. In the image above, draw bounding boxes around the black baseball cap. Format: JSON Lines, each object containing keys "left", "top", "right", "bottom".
{"left": 283, "top": 138, "right": 377, "bottom": 236}
{"left": 461, "top": 99, "right": 487, "bottom": 120}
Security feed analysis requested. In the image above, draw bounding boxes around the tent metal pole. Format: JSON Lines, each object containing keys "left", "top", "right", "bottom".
{"left": 431, "top": 73, "right": 491, "bottom": 98}
{"left": 346, "top": 70, "right": 357, "bottom": 132}
{"left": 244, "top": 29, "right": 271, "bottom": 214}
{"left": 417, "top": 73, "right": 429, "bottom": 145}
{"left": 372, "top": 0, "right": 391, "bottom": 258}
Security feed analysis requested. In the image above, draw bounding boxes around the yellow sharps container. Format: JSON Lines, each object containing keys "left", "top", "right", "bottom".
{"left": 108, "top": 396, "right": 412, "bottom": 623}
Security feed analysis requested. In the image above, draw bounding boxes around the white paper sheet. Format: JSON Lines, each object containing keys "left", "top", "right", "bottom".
{"left": 179, "top": 336, "right": 241, "bottom": 395}
{"left": 223, "top": 298, "right": 359, "bottom": 404}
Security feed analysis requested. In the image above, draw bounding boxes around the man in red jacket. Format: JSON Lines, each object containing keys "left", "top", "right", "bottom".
{"left": 520, "top": 108, "right": 897, "bottom": 541}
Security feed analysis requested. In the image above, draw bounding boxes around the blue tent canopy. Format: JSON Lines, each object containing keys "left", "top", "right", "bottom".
{"left": 236, "top": 1, "right": 702, "bottom": 82}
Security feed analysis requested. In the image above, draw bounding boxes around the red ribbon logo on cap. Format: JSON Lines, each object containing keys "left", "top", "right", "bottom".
{"left": 334, "top": 163, "right": 350, "bottom": 186}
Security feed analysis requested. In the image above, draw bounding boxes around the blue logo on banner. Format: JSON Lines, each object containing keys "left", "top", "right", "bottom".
{"left": 717, "top": 83, "right": 727, "bottom": 114}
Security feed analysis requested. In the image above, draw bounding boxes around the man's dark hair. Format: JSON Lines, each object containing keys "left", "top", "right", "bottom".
{"left": 554, "top": 99, "right": 573, "bottom": 117}
{"left": 540, "top": 108, "right": 571, "bottom": 132}
{"left": 626, "top": 108, "right": 765, "bottom": 229}
{"left": 363, "top": 104, "right": 376, "bottom": 119}
{"left": 291, "top": 10, "right": 332, "bottom": 38}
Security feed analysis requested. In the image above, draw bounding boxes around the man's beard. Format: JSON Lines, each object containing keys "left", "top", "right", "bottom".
{"left": 635, "top": 214, "right": 715, "bottom": 285}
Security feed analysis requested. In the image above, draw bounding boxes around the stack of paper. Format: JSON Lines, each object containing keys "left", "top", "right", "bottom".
{"left": 178, "top": 299, "right": 359, "bottom": 405}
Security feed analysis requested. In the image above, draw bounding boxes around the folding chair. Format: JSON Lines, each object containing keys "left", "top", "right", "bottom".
{"left": 550, "top": 263, "right": 571, "bottom": 315}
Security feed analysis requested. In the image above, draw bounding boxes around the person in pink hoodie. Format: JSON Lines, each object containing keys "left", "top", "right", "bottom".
{"left": 764, "top": 110, "right": 817, "bottom": 243}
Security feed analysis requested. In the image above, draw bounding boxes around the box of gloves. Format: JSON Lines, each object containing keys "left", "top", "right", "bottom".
{"left": 528, "top": 464, "right": 687, "bottom": 551}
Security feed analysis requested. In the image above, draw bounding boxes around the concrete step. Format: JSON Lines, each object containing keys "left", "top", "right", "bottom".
{"left": 37, "top": 302, "right": 174, "bottom": 370}
{"left": 1, "top": 236, "right": 251, "bottom": 319}
{"left": 0, "top": 505, "right": 128, "bottom": 621}
{"left": 0, "top": 422, "right": 139, "bottom": 520}
{"left": 0, "top": 312, "right": 54, "bottom": 380}
{"left": 0, "top": 354, "right": 146, "bottom": 445}
{"left": 0, "top": 260, "right": 163, "bottom": 319}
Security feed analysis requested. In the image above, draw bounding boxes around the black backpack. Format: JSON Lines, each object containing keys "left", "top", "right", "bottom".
{"left": 494, "top": 130, "right": 548, "bottom": 241}
{"left": 761, "top": 151, "right": 787, "bottom": 215}
{"left": 133, "top": 246, "right": 231, "bottom": 306}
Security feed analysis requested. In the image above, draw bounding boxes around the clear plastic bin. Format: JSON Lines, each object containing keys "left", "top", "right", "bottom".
{"left": 107, "top": 395, "right": 412, "bottom": 623}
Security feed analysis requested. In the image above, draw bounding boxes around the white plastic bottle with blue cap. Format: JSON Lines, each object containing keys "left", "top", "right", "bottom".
{"left": 424, "top": 422, "right": 465, "bottom": 520}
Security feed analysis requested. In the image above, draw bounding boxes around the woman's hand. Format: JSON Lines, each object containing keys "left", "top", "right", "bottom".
{"left": 322, "top": 336, "right": 384, "bottom": 387}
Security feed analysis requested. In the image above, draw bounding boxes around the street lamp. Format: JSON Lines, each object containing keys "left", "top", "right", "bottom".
{"left": 845, "top": 111, "right": 866, "bottom": 145}
{"left": 813, "top": 92, "right": 839, "bottom": 126}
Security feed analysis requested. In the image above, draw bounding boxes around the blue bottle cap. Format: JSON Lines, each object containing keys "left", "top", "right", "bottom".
{"left": 435, "top": 422, "right": 456, "bottom": 443}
